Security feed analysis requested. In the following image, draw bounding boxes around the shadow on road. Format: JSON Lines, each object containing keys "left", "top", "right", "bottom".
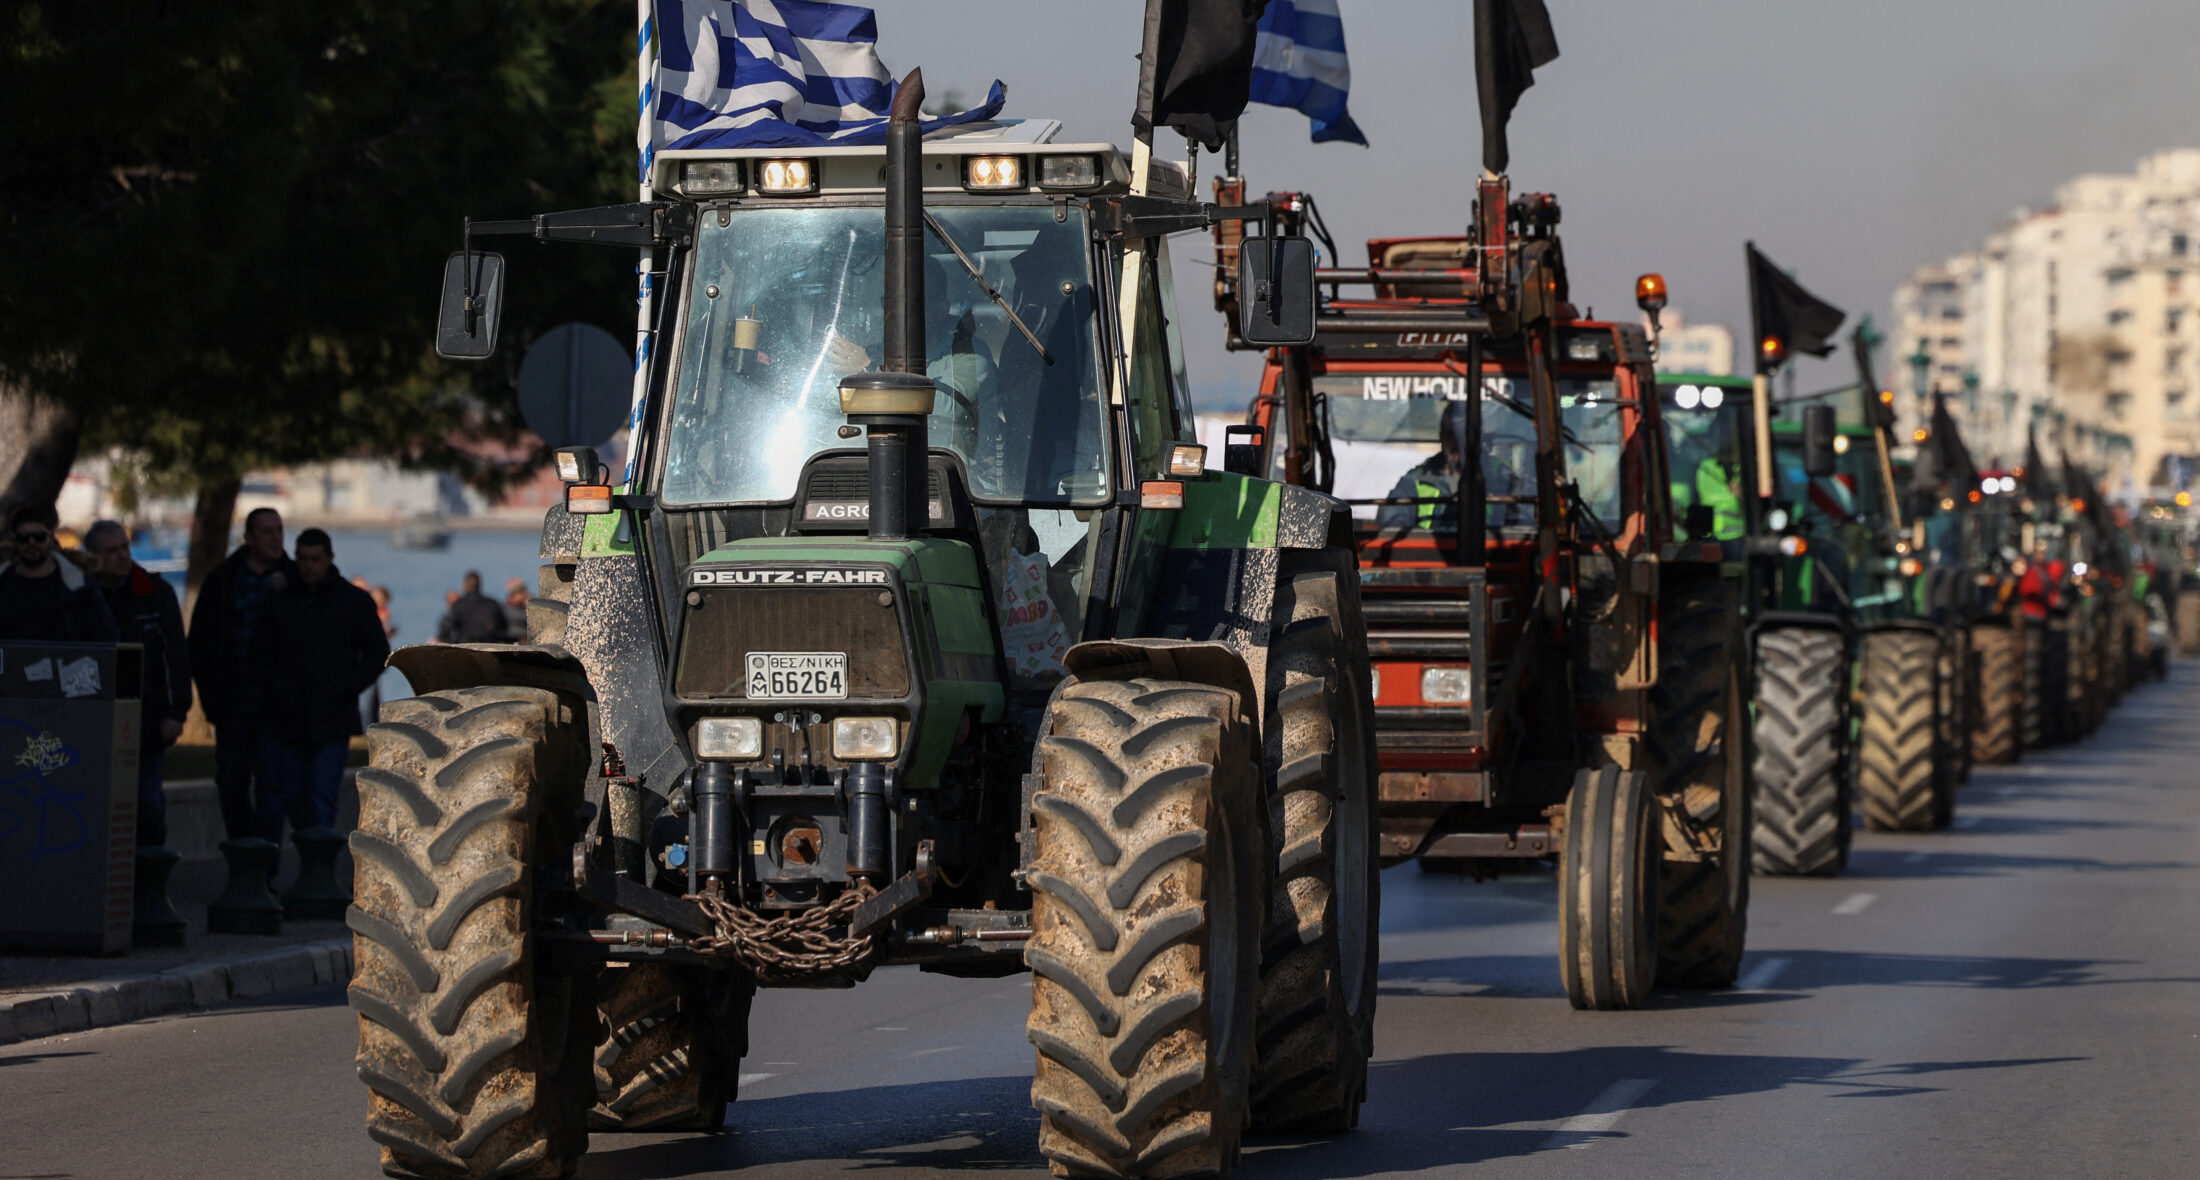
{"left": 1842, "top": 847, "right": 2190, "bottom": 879}
{"left": 1744, "top": 947, "right": 2200, "bottom": 992}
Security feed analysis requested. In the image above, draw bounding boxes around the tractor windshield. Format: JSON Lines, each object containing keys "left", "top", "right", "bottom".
{"left": 1318, "top": 368, "right": 1622, "bottom": 532}
{"left": 1659, "top": 381, "right": 1748, "bottom": 541}
{"left": 660, "top": 202, "right": 1108, "bottom": 507}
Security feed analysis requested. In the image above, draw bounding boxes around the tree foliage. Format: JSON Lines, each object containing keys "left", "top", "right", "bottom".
{"left": 0, "top": 0, "right": 639, "bottom": 506}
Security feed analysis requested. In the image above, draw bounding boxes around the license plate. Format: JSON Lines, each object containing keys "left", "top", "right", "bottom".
{"left": 745, "top": 652, "right": 848, "bottom": 700}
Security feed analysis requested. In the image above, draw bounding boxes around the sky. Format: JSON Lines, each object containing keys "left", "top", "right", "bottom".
{"left": 870, "top": 0, "right": 2200, "bottom": 407}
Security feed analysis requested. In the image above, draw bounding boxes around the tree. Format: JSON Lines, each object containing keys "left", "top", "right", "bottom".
{"left": 0, "top": 1, "right": 638, "bottom": 589}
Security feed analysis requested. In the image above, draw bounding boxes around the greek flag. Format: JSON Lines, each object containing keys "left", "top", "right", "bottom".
{"left": 648, "top": 0, "right": 1005, "bottom": 163}
{"left": 1249, "top": 0, "right": 1366, "bottom": 145}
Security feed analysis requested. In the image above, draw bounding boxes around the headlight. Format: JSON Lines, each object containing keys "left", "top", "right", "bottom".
{"left": 1673, "top": 385, "right": 1701, "bottom": 409}
{"left": 1899, "top": 556, "right": 1924, "bottom": 577}
{"left": 1421, "top": 666, "right": 1472, "bottom": 704}
{"left": 678, "top": 160, "right": 742, "bottom": 196}
{"left": 696, "top": 717, "right": 762, "bottom": 760}
{"left": 756, "top": 158, "right": 817, "bottom": 195}
{"left": 1778, "top": 535, "right": 1809, "bottom": 557}
{"left": 963, "top": 155, "right": 1023, "bottom": 191}
{"left": 831, "top": 716, "right": 899, "bottom": 760}
{"left": 1164, "top": 442, "right": 1207, "bottom": 478}
{"left": 1701, "top": 386, "right": 1725, "bottom": 408}
{"left": 1038, "top": 154, "right": 1099, "bottom": 190}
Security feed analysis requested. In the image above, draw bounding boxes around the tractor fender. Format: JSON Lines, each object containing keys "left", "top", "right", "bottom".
{"left": 1059, "top": 639, "right": 1262, "bottom": 727}
{"left": 388, "top": 642, "right": 597, "bottom": 702}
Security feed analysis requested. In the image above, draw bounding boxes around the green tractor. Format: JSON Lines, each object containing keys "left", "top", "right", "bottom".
{"left": 357, "top": 81, "right": 1381, "bottom": 1179}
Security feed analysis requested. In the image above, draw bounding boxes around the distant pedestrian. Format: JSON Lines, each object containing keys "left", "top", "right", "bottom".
{"left": 188, "top": 507, "right": 295, "bottom": 844}
{"left": 0, "top": 503, "right": 117, "bottom": 642}
{"left": 432, "top": 589, "right": 459, "bottom": 643}
{"left": 87, "top": 521, "right": 191, "bottom": 847}
{"left": 503, "top": 576, "right": 531, "bottom": 641}
{"left": 250, "top": 529, "right": 390, "bottom": 832}
{"left": 436, "top": 570, "right": 510, "bottom": 643}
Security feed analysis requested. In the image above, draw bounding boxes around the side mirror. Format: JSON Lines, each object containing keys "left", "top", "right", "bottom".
{"left": 1236, "top": 235, "right": 1317, "bottom": 346}
{"left": 1223, "top": 424, "right": 1264, "bottom": 477}
{"left": 1802, "top": 404, "right": 1839, "bottom": 478}
{"left": 437, "top": 251, "right": 506, "bottom": 360}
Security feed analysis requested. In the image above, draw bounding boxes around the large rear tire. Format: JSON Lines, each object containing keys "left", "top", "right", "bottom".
{"left": 350, "top": 687, "right": 594, "bottom": 1180}
{"left": 2038, "top": 617, "right": 2074, "bottom": 747}
{"left": 1750, "top": 627, "right": 1850, "bottom": 877}
{"left": 1250, "top": 572, "right": 1379, "bottom": 1133}
{"left": 1648, "top": 580, "right": 1750, "bottom": 987}
{"left": 1970, "top": 624, "right": 2021, "bottom": 765}
{"left": 589, "top": 963, "right": 753, "bottom": 1132}
{"left": 1857, "top": 631, "right": 1944, "bottom": 831}
{"left": 1938, "top": 625, "right": 1973, "bottom": 786}
{"left": 2177, "top": 590, "right": 2200, "bottom": 656}
{"left": 1559, "top": 764, "right": 1657, "bottom": 1010}
{"left": 1026, "top": 677, "right": 1269, "bottom": 1179}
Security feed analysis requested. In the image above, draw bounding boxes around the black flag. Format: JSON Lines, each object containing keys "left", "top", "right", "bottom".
{"left": 2023, "top": 427, "right": 2056, "bottom": 501}
{"left": 1475, "top": 0, "right": 1559, "bottom": 174}
{"left": 1912, "top": 393, "right": 1979, "bottom": 495}
{"left": 1134, "top": 0, "right": 1272, "bottom": 152}
{"left": 1747, "top": 242, "right": 1845, "bottom": 374}
{"left": 1851, "top": 321, "right": 1896, "bottom": 431}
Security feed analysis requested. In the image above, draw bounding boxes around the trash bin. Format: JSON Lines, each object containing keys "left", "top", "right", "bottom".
{"left": 0, "top": 641, "right": 143, "bottom": 953}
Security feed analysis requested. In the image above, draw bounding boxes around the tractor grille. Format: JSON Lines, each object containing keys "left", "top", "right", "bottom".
{"left": 673, "top": 586, "right": 911, "bottom": 700}
{"left": 1362, "top": 596, "right": 1474, "bottom": 660}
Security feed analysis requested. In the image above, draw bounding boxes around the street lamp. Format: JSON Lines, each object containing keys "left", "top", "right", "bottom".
{"left": 1908, "top": 338, "right": 1933, "bottom": 443}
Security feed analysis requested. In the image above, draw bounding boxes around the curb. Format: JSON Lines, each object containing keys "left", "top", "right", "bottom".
{"left": 0, "top": 938, "right": 353, "bottom": 1047}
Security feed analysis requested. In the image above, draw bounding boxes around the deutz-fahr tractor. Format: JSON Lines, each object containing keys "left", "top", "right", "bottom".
{"left": 356, "top": 79, "right": 1383, "bottom": 1180}
{"left": 1658, "top": 370, "right": 1868, "bottom": 875}
{"left": 1210, "top": 179, "right": 1753, "bottom": 1009}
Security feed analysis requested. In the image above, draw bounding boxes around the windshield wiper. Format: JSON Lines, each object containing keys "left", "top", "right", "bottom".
{"left": 923, "top": 211, "right": 1053, "bottom": 365}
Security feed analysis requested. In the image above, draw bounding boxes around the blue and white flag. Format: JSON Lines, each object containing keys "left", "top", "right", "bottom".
{"left": 648, "top": 0, "right": 1005, "bottom": 164}
{"left": 1248, "top": 0, "right": 1366, "bottom": 145}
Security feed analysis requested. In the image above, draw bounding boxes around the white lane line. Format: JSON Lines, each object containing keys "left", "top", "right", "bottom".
{"left": 874, "top": 1026, "right": 908, "bottom": 1031}
{"left": 1737, "top": 956, "right": 1791, "bottom": 992}
{"left": 1832, "top": 892, "right": 1878, "bottom": 916}
{"left": 1954, "top": 814, "right": 1981, "bottom": 829}
{"left": 1903, "top": 851, "right": 1931, "bottom": 864}
{"left": 738, "top": 1072, "right": 777, "bottom": 1086}
{"left": 1539, "top": 1078, "right": 1658, "bottom": 1149}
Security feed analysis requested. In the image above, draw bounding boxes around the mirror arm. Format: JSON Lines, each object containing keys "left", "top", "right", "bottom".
{"left": 461, "top": 202, "right": 699, "bottom": 249}
{"left": 1091, "top": 195, "right": 1273, "bottom": 241}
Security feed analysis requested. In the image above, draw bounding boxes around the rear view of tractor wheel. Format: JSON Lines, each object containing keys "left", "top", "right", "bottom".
{"left": 589, "top": 963, "right": 753, "bottom": 1132}
{"left": 1750, "top": 627, "right": 1850, "bottom": 877}
{"left": 1857, "top": 630, "right": 1946, "bottom": 831}
{"left": 2021, "top": 623, "right": 2046, "bottom": 749}
{"left": 1560, "top": 764, "right": 1657, "bottom": 1010}
{"left": 1026, "top": 677, "right": 1269, "bottom": 1179}
{"left": 1251, "top": 572, "right": 1379, "bottom": 1133}
{"left": 1938, "top": 626, "right": 1973, "bottom": 786}
{"left": 1970, "top": 625, "right": 2021, "bottom": 765}
{"left": 2177, "top": 590, "right": 2200, "bottom": 656}
{"left": 350, "top": 686, "right": 594, "bottom": 1180}
{"left": 1648, "top": 580, "right": 1750, "bottom": 987}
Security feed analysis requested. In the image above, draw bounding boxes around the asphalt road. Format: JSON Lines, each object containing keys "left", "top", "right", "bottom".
{"left": 7, "top": 668, "right": 2198, "bottom": 1180}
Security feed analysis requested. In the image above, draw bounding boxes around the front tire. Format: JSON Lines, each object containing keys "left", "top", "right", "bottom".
{"left": 1750, "top": 627, "right": 1851, "bottom": 877}
{"left": 1251, "top": 572, "right": 1379, "bottom": 1132}
{"left": 350, "top": 687, "right": 593, "bottom": 1180}
{"left": 1559, "top": 764, "right": 1657, "bottom": 1010}
{"left": 1026, "top": 678, "right": 1269, "bottom": 1179}
{"left": 1857, "top": 631, "right": 1944, "bottom": 831}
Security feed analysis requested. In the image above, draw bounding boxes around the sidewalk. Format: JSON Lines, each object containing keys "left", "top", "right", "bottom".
{"left": 0, "top": 777, "right": 359, "bottom": 1046}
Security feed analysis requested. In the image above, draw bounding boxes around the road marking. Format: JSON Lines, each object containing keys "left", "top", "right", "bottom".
{"left": 1738, "top": 957, "right": 1791, "bottom": 992}
{"left": 1540, "top": 1078, "right": 1658, "bottom": 1149}
{"left": 874, "top": 1026, "right": 908, "bottom": 1031}
{"left": 1903, "top": 851, "right": 1931, "bottom": 864}
{"left": 1833, "top": 892, "right": 1877, "bottom": 915}
{"left": 1954, "top": 814, "right": 1980, "bottom": 829}
{"left": 738, "top": 1072, "right": 776, "bottom": 1086}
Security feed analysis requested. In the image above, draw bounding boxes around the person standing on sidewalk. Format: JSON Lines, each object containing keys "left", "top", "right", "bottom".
{"left": 436, "top": 570, "right": 509, "bottom": 643}
{"left": 86, "top": 521, "right": 191, "bottom": 848}
{"left": 0, "top": 503, "right": 118, "bottom": 642}
{"left": 502, "top": 576, "right": 530, "bottom": 641}
{"left": 188, "top": 507, "right": 295, "bottom": 843}
{"left": 250, "top": 529, "right": 389, "bottom": 832}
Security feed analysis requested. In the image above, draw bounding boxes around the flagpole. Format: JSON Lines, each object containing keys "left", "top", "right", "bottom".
{"left": 1753, "top": 373, "right": 1775, "bottom": 500}
{"left": 627, "top": 0, "right": 658, "bottom": 485}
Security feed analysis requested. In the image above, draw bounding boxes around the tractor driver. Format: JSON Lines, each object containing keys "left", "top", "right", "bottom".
{"left": 1668, "top": 406, "right": 1745, "bottom": 541}
{"left": 1377, "top": 399, "right": 1532, "bottom": 532}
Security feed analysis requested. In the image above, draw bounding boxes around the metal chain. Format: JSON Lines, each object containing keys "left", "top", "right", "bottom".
{"left": 685, "top": 882, "right": 880, "bottom": 984}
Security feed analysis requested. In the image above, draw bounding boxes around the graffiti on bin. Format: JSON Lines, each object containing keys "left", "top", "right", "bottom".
{"left": 0, "top": 715, "right": 87, "bottom": 861}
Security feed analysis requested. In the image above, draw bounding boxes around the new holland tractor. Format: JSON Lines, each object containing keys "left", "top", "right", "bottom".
{"left": 1211, "top": 179, "right": 1753, "bottom": 1009}
{"left": 357, "top": 79, "right": 1382, "bottom": 1180}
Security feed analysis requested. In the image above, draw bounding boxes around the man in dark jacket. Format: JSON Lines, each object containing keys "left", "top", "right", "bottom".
{"left": 437, "top": 570, "right": 510, "bottom": 643}
{"left": 0, "top": 503, "right": 118, "bottom": 643}
{"left": 250, "top": 529, "right": 389, "bottom": 831}
{"left": 188, "top": 507, "right": 295, "bottom": 843}
{"left": 88, "top": 521, "right": 192, "bottom": 848}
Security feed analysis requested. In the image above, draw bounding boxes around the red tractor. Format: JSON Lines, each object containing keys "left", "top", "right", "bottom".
{"left": 1211, "top": 177, "right": 1752, "bottom": 1007}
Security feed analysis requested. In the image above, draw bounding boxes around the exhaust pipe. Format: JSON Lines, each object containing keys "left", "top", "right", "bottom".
{"left": 841, "top": 67, "right": 935, "bottom": 542}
